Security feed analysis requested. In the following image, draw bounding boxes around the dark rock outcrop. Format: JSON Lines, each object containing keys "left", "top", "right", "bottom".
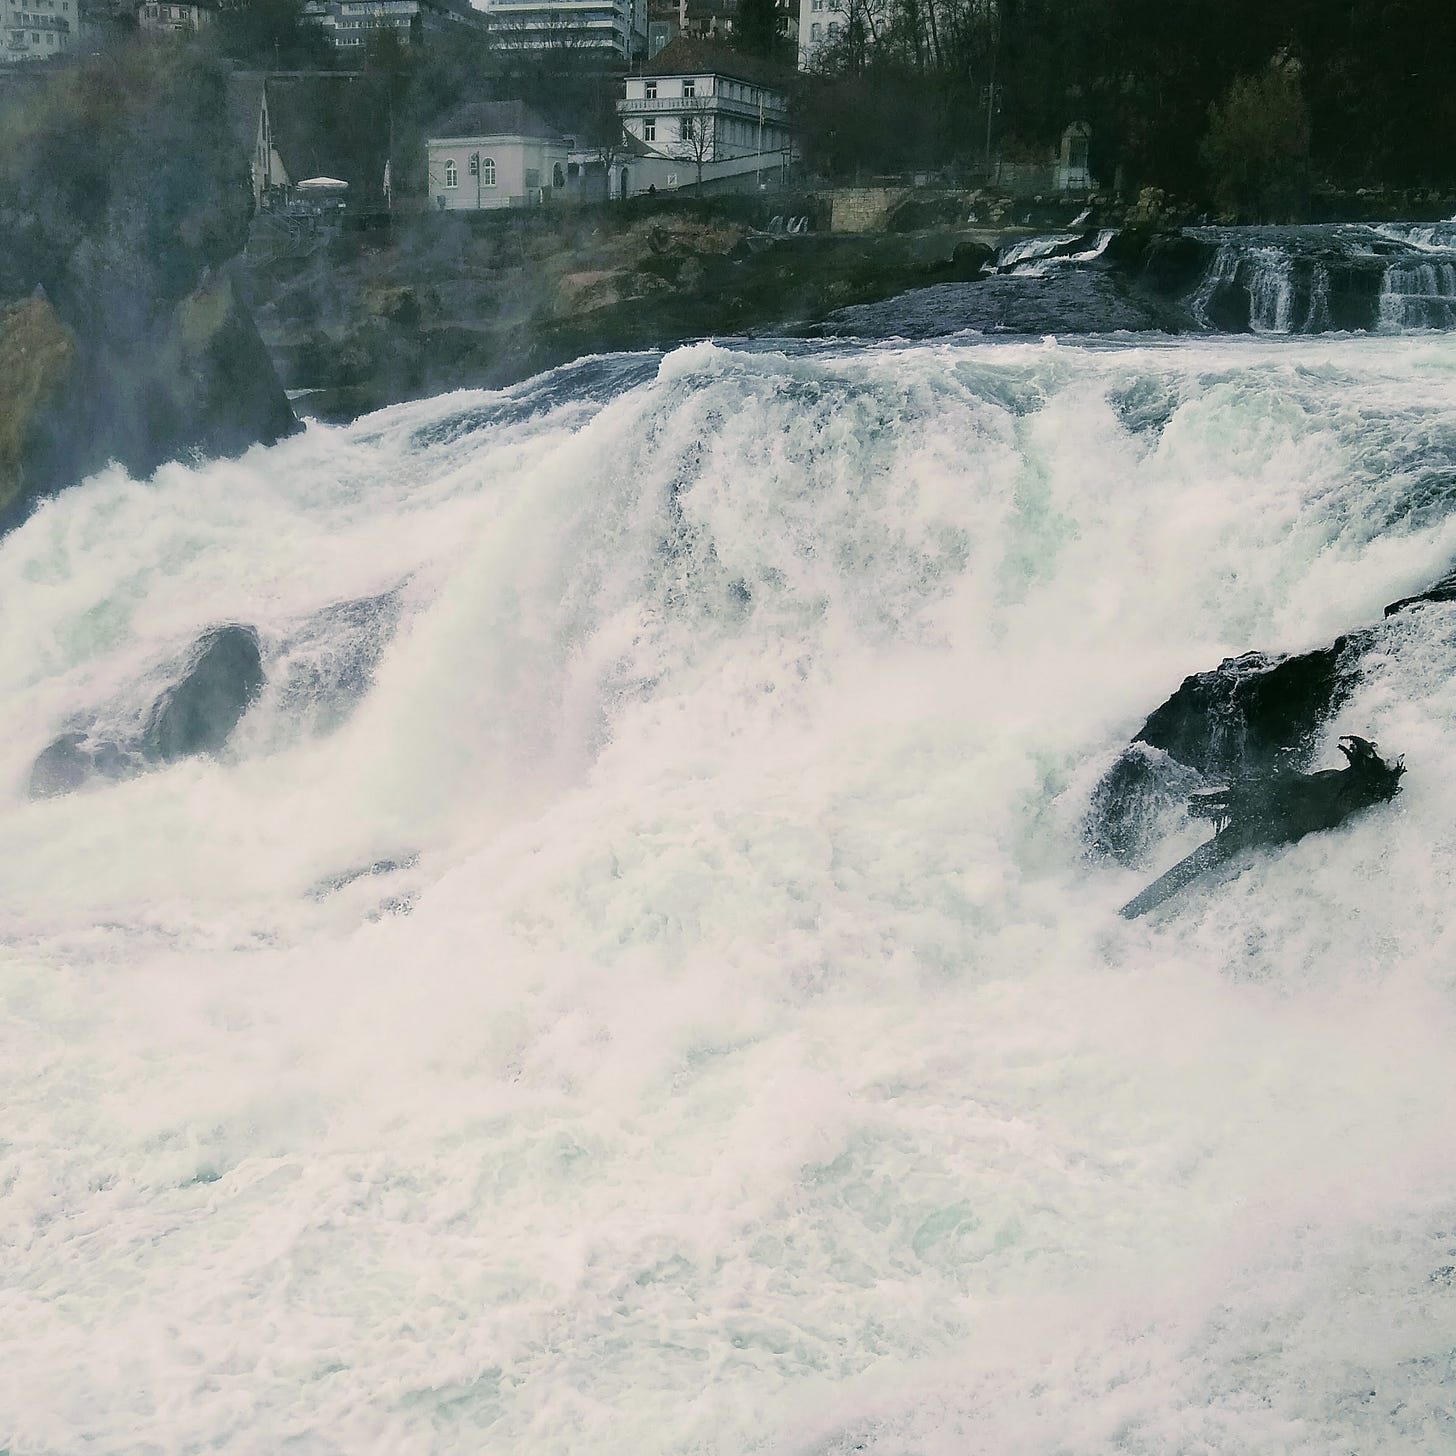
{"left": 1134, "top": 637, "right": 1372, "bottom": 780}
{"left": 1088, "top": 633, "right": 1374, "bottom": 866}
{"left": 1088, "top": 562, "right": 1456, "bottom": 867}
{"left": 0, "top": 45, "right": 295, "bottom": 534}
{"left": 29, "top": 624, "right": 264, "bottom": 798}
{"left": 145, "top": 625, "right": 264, "bottom": 762}
{"left": 1384, "top": 571, "right": 1456, "bottom": 617}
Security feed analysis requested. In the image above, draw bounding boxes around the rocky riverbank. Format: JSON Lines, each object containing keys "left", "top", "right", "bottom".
{"left": 245, "top": 194, "right": 1456, "bottom": 424}
{"left": 242, "top": 204, "right": 1013, "bottom": 421}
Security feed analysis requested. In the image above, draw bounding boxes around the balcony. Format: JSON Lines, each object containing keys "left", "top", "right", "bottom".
{"left": 620, "top": 93, "right": 787, "bottom": 122}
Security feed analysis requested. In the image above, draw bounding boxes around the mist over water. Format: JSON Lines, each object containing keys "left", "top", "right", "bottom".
{"left": 5, "top": 333, "right": 1456, "bottom": 1453}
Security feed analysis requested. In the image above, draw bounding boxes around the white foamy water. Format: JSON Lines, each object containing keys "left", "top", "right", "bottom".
{"left": 5, "top": 334, "right": 1456, "bottom": 1454}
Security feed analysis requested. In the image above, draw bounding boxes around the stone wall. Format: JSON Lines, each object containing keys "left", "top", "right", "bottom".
{"left": 826, "top": 187, "right": 910, "bottom": 233}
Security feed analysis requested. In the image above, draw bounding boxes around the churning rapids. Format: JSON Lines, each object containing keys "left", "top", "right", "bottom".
{"left": 4, "top": 327, "right": 1456, "bottom": 1454}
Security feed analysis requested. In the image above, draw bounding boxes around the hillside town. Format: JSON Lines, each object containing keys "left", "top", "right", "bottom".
{"left": 4, "top": 0, "right": 828, "bottom": 210}
{"left": 6, "top": 0, "right": 1453, "bottom": 230}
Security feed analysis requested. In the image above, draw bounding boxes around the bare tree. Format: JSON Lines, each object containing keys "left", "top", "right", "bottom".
{"left": 676, "top": 100, "right": 715, "bottom": 191}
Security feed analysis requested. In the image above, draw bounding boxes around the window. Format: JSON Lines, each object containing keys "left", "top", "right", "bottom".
{"left": 811, "top": 0, "right": 823, "bottom": 9}
{"left": 643, "top": 117, "right": 655, "bottom": 141}
{"left": 481, "top": 157, "right": 495, "bottom": 186}
{"left": 827, "top": 19, "right": 839, "bottom": 34}
{"left": 810, "top": 21, "right": 820, "bottom": 38}
{"left": 680, "top": 116, "right": 694, "bottom": 140}
{"left": 444, "top": 159, "right": 458, "bottom": 187}
{"left": 644, "top": 80, "right": 656, "bottom": 99}
{"left": 553, "top": 163, "right": 565, "bottom": 187}
{"left": 682, "top": 78, "right": 694, "bottom": 97}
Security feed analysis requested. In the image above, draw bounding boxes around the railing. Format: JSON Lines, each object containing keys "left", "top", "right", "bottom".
{"left": 621, "top": 94, "right": 788, "bottom": 120}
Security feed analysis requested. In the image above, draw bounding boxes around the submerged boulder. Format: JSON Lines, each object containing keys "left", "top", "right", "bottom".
{"left": 145, "top": 625, "right": 265, "bottom": 762}
{"left": 29, "top": 624, "right": 265, "bottom": 798}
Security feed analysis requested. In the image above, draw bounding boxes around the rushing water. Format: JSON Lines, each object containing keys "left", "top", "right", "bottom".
{"left": 5, "top": 332, "right": 1456, "bottom": 1454}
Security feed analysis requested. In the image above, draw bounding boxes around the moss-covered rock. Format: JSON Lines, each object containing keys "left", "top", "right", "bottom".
{"left": 0, "top": 295, "right": 78, "bottom": 529}
{"left": 0, "top": 44, "right": 295, "bottom": 534}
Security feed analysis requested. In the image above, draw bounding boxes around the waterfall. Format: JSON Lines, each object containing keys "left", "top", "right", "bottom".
{"left": 6, "top": 329, "right": 1456, "bottom": 1455}
{"left": 1380, "top": 259, "right": 1456, "bottom": 330}
{"left": 1189, "top": 240, "right": 1242, "bottom": 328}
{"left": 1246, "top": 248, "right": 1295, "bottom": 332}
{"left": 1303, "top": 261, "right": 1331, "bottom": 332}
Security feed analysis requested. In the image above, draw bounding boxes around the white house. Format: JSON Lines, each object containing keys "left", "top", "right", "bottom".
{"left": 1, "top": 0, "right": 74, "bottom": 60}
{"left": 617, "top": 36, "right": 792, "bottom": 194}
{"left": 796, "top": 0, "right": 846, "bottom": 68}
{"left": 475, "top": 0, "right": 646, "bottom": 60}
{"left": 428, "top": 101, "right": 571, "bottom": 210}
{"left": 135, "top": 0, "right": 215, "bottom": 33}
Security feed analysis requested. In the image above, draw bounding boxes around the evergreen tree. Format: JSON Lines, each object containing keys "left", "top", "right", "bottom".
{"left": 1201, "top": 60, "right": 1311, "bottom": 221}
{"left": 733, "top": 0, "right": 780, "bottom": 61}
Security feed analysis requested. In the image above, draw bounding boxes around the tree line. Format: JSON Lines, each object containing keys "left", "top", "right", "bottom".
{"left": 797, "top": 0, "right": 1456, "bottom": 215}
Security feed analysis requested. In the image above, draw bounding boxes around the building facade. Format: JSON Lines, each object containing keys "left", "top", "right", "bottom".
{"left": 795, "top": 0, "right": 845, "bottom": 68}
{"left": 2, "top": 0, "right": 75, "bottom": 61}
{"left": 135, "top": 0, "right": 215, "bottom": 32}
{"left": 644, "top": 0, "right": 675, "bottom": 57}
{"left": 427, "top": 100, "right": 570, "bottom": 210}
{"left": 681, "top": 0, "right": 794, "bottom": 46}
{"left": 301, "top": 0, "right": 485, "bottom": 50}
{"left": 480, "top": 0, "right": 645, "bottom": 60}
{"left": 618, "top": 36, "right": 791, "bottom": 193}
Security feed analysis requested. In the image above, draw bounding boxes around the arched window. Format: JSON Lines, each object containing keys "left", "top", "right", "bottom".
{"left": 552, "top": 163, "right": 565, "bottom": 188}
{"left": 444, "top": 158, "right": 458, "bottom": 188}
{"left": 481, "top": 157, "right": 496, "bottom": 187}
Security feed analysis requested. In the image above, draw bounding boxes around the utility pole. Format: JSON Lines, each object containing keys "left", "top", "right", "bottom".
{"left": 756, "top": 93, "right": 763, "bottom": 188}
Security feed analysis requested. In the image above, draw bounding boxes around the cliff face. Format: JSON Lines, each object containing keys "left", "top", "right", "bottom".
{"left": 0, "top": 45, "right": 296, "bottom": 534}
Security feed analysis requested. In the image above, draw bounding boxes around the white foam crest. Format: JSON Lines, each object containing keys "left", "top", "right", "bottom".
{"left": 5, "top": 334, "right": 1456, "bottom": 1452}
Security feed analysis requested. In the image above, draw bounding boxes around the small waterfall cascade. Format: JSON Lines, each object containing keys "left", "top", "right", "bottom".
{"left": 1189, "top": 241, "right": 1243, "bottom": 328}
{"left": 1182, "top": 224, "right": 1456, "bottom": 334}
{"left": 996, "top": 232, "right": 1083, "bottom": 271}
{"left": 1190, "top": 242, "right": 1309, "bottom": 332}
{"left": 1304, "top": 262, "right": 1332, "bottom": 332}
{"left": 993, "top": 228, "right": 1116, "bottom": 275}
{"left": 1379, "top": 258, "right": 1456, "bottom": 330}
{"left": 1246, "top": 248, "right": 1295, "bottom": 332}
{"left": 1374, "top": 220, "right": 1456, "bottom": 250}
